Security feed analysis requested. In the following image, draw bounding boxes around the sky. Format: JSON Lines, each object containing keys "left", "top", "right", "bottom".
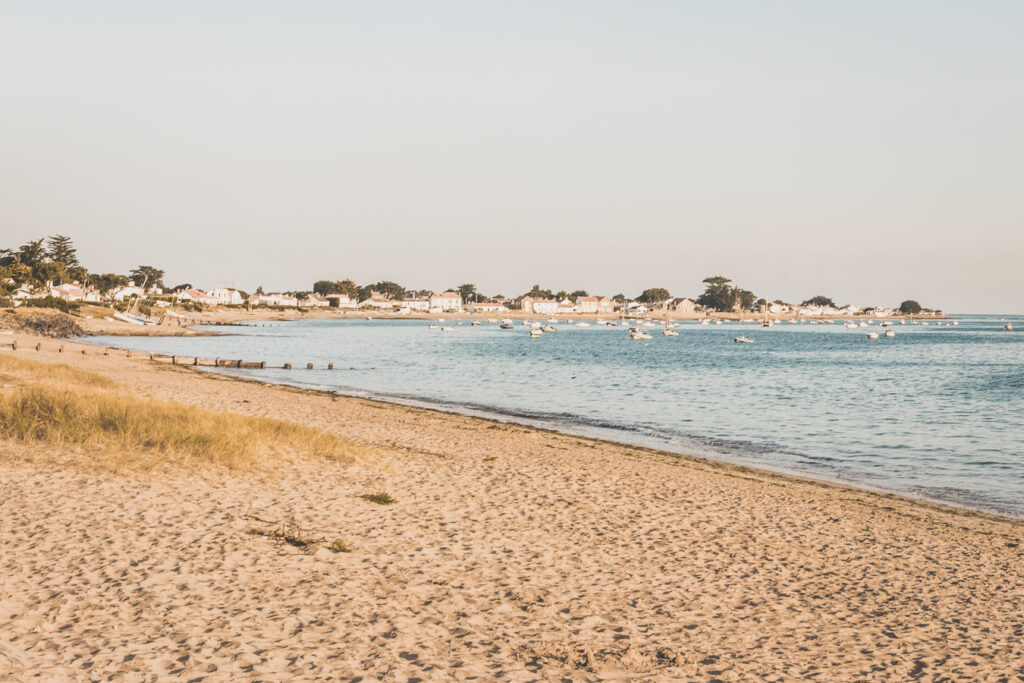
{"left": 2, "top": 1, "right": 1022, "bottom": 312}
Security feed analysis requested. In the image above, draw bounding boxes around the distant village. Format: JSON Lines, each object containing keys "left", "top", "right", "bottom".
{"left": 1, "top": 236, "right": 932, "bottom": 318}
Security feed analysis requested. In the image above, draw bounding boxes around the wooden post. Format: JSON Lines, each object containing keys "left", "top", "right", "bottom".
{"left": 11, "top": 340, "right": 16, "bottom": 351}
{"left": 328, "top": 362, "right": 334, "bottom": 370}
{"left": 283, "top": 363, "right": 292, "bottom": 370}
{"left": 127, "top": 349, "right": 132, "bottom": 358}
{"left": 307, "top": 362, "right": 313, "bottom": 369}
{"left": 81, "top": 349, "right": 86, "bottom": 355}
{"left": 193, "top": 357, "right": 198, "bottom": 366}
{"left": 172, "top": 355, "right": 177, "bottom": 365}
{"left": 59, "top": 345, "right": 64, "bottom": 353}
{"left": 260, "top": 361, "right": 266, "bottom": 369}
{"left": 104, "top": 348, "right": 109, "bottom": 356}
{"left": 35, "top": 343, "right": 41, "bottom": 351}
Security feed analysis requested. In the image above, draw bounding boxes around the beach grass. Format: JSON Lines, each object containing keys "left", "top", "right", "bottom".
{"left": 0, "top": 353, "right": 117, "bottom": 388}
{"left": 0, "top": 354, "right": 363, "bottom": 471}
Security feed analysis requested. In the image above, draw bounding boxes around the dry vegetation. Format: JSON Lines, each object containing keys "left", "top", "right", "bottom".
{"left": 0, "top": 353, "right": 364, "bottom": 471}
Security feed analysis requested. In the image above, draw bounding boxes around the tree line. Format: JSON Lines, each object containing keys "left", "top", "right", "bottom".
{"left": 0, "top": 235, "right": 167, "bottom": 297}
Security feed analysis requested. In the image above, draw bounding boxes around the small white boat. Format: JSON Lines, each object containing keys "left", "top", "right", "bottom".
{"left": 700, "top": 320, "right": 710, "bottom": 326}
{"left": 471, "top": 320, "right": 481, "bottom": 326}
{"left": 630, "top": 331, "right": 652, "bottom": 340}
{"left": 733, "top": 336, "right": 753, "bottom": 344}
{"left": 884, "top": 330, "right": 895, "bottom": 338}
{"left": 542, "top": 325, "right": 556, "bottom": 333}
{"left": 662, "top": 329, "right": 679, "bottom": 337}
{"left": 952, "top": 320, "right": 959, "bottom": 326}
{"left": 428, "top": 323, "right": 439, "bottom": 329}
{"left": 522, "top": 320, "right": 532, "bottom": 326}
{"left": 714, "top": 320, "right": 722, "bottom": 326}
{"left": 529, "top": 328, "right": 544, "bottom": 337}
{"left": 546, "top": 318, "right": 558, "bottom": 324}
{"left": 575, "top": 322, "right": 590, "bottom": 328}
{"left": 499, "top": 320, "right": 514, "bottom": 329}
{"left": 441, "top": 326, "right": 456, "bottom": 332}
{"left": 867, "top": 332, "right": 879, "bottom": 339}
{"left": 1006, "top": 323, "right": 1014, "bottom": 331}
{"left": 486, "top": 318, "right": 498, "bottom": 324}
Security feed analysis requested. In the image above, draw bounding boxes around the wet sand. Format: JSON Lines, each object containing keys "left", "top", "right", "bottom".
{"left": 1, "top": 335, "right": 1021, "bottom": 681}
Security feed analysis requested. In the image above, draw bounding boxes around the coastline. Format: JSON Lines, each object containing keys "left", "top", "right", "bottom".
{"left": 2, "top": 333, "right": 1022, "bottom": 679}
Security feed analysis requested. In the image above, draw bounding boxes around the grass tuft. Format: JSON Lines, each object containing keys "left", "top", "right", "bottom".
{"left": 329, "top": 540, "right": 352, "bottom": 553}
{"left": 360, "top": 491, "right": 396, "bottom": 505}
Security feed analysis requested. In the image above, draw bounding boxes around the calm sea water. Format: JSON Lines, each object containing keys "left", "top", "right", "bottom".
{"left": 90, "top": 315, "right": 1024, "bottom": 518}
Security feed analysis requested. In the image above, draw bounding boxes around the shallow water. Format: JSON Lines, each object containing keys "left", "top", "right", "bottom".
{"left": 90, "top": 314, "right": 1024, "bottom": 518}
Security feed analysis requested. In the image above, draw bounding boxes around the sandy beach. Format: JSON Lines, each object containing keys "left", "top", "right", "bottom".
{"left": 1, "top": 333, "right": 1022, "bottom": 681}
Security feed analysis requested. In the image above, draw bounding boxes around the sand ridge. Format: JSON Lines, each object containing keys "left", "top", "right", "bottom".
{"left": 1, "top": 335, "right": 1023, "bottom": 680}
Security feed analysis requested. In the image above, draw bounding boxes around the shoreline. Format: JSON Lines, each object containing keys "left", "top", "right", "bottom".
{"left": 2, "top": 332, "right": 1023, "bottom": 678}
{"left": 78, "top": 329, "right": 1022, "bottom": 523}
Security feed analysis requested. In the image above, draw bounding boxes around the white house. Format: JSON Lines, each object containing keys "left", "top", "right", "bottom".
{"left": 208, "top": 288, "right": 244, "bottom": 305}
{"left": 668, "top": 297, "right": 697, "bottom": 314}
{"left": 520, "top": 297, "right": 558, "bottom": 315}
{"left": 556, "top": 298, "right": 577, "bottom": 314}
{"left": 429, "top": 291, "right": 463, "bottom": 313}
{"left": 299, "top": 293, "right": 331, "bottom": 308}
{"left": 49, "top": 283, "right": 100, "bottom": 303}
{"left": 361, "top": 292, "right": 397, "bottom": 310}
{"left": 401, "top": 297, "right": 432, "bottom": 312}
{"left": 466, "top": 301, "right": 508, "bottom": 313}
{"left": 111, "top": 285, "right": 147, "bottom": 302}
{"left": 326, "top": 294, "right": 357, "bottom": 309}
{"left": 249, "top": 293, "right": 298, "bottom": 307}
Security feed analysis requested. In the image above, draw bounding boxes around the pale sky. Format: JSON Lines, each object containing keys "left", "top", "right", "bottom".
{"left": 2, "top": 2, "right": 1022, "bottom": 312}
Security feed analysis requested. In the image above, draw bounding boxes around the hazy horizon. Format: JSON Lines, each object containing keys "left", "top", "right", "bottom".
{"left": 2, "top": 2, "right": 1022, "bottom": 313}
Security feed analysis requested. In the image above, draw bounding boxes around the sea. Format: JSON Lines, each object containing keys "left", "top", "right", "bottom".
{"left": 88, "top": 314, "right": 1024, "bottom": 518}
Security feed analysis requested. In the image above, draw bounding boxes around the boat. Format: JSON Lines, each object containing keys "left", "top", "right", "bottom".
{"left": 541, "top": 325, "right": 556, "bottom": 333}
{"left": 499, "top": 320, "right": 514, "bottom": 329}
{"left": 1006, "top": 323, "right": 1014, "bottom": 331}
{"left": 700, "top": 320, "right": 710, "bottom": 326}
{"left": 522, "top": 320, "right": 532, "bottom": 326}
{"left": 733, "top": 336, "right": 753, "bottom": 344}
{"left": 630, "top": 330, "right": 652, "bottom": 340}
{"left": 547, "top": 318, "right": 558, "bottom": 324}
{"left": 867, "top": 332, "right": 879, "bottom": 339}
{"left": 471, "top": 320, "right": 481, "bottom": 326}
{"left": 529, "top": 328, "right": 544, "bottom": 337}
{"left": 662, "top": 329, "right": 679, "bottom": 337}
{"left": 486, "top": 318, "right": 498, "bottom": 324}
{"left": 575, "top": 322, "right": 590, "bottom": 328}
{"left": 440, "top": 326, "right": 456, "bottom": 332}
{"left": 427, "top": 323, "right": 439, "bottom": 329}
{"left": 884, "top": 329, "right": 895, "bottom": 337}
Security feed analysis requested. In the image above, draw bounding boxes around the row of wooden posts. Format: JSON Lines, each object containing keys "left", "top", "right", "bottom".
{"left": 2, "top": 340, "right": 333, "bottom": 370}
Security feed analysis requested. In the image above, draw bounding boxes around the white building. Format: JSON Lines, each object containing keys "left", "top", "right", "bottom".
{"left": 668, "top": 297, "right": 697, "bottom": 314}
{"left": 429, "top": 291, "right": 463, "bottom": 312}
{"left": 208, "top": 288, "right": 244, "bottom": 305}
{"left": 520, "top": 297, "right": 558, "bottom": 315}
{"left": 401, "top": 297, "right": 432, "bottom": 312}
{"left": 326, "top": 294, "right": 357, "bottom": 309}
{"left": 49, "top": 283, "right": 100, "bottom": 302}
{"left": 249, "top": 293, "right": 298, "bottom": 307}
{"left": 111, "top": 285, "right": 147, "bottom": 302}
{"left": 300, "top": 293, "right": 331, "bottom": 308}
{"left": 466, "top": 301, "right": 508, "bottom": 313}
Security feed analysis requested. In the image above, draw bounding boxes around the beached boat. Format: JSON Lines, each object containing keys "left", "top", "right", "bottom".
{"left": 733, "top": 336, "right": 753, "bottom": 344}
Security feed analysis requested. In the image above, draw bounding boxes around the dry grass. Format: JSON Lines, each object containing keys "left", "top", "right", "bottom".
{"left": 0, "top": 353, "right": 363, "bottom": 471}
{"left": 0, "top": 354, "right": 117, "bottom": 388}
{"left": 360, "top": 491, "right": 397, "bottom": 505}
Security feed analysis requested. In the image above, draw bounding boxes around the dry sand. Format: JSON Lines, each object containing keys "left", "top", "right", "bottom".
{"left": 1, "top": 335, "right": 1022, "bottom": 681}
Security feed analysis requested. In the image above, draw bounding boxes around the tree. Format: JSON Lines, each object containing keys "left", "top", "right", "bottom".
{"left": 456, "top": 283, "right": 478, "bottom": 302}
{"left": 313, "top": 280, "right": 342, "bottom": 296}
{"left": 899, "top": 300, "right": 922, "bottom": 315}
{"left": 570, "top": 290, "right": 588, "bottom": 302}
{"left": 525, "top": 284, "right": 553, "bottom": 299}
{"left": 734, "top": 288, "right": 756, "bottom": 311}
{"left": 554, "top": 290, "right": 568, "bottom": 301}
{"left": 364, "top": 281, "right": 404, "bottom": 300}
{"left": 16, "top": 239, "right": 46, "bottom": 268}
{"left": 129, "top": 266, "right": 165, "bottom": 290}
{"left": 696, "top": 276, "right": 735, "bottom": 312}
{"left": 801, "top": 295, "right": 836, "bottom": 308}
{"left": 612, "top": 293, "right": 626, "bottom": 303}
{"left": 46, "top": 235, "right": 79, "bottom": 267}
{"left": 256, "top": 285, "right": 264, "bottom": 295}
{"left": 91, "top": 273, "right": 129, "bottom": 294}
{"left": 638, "top": 288, "right": 671, "bottom": 305}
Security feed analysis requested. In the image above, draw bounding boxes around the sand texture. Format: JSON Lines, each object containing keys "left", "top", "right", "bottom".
{"left": 1, "top": 335, "right": 1023, "bottom": 681}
